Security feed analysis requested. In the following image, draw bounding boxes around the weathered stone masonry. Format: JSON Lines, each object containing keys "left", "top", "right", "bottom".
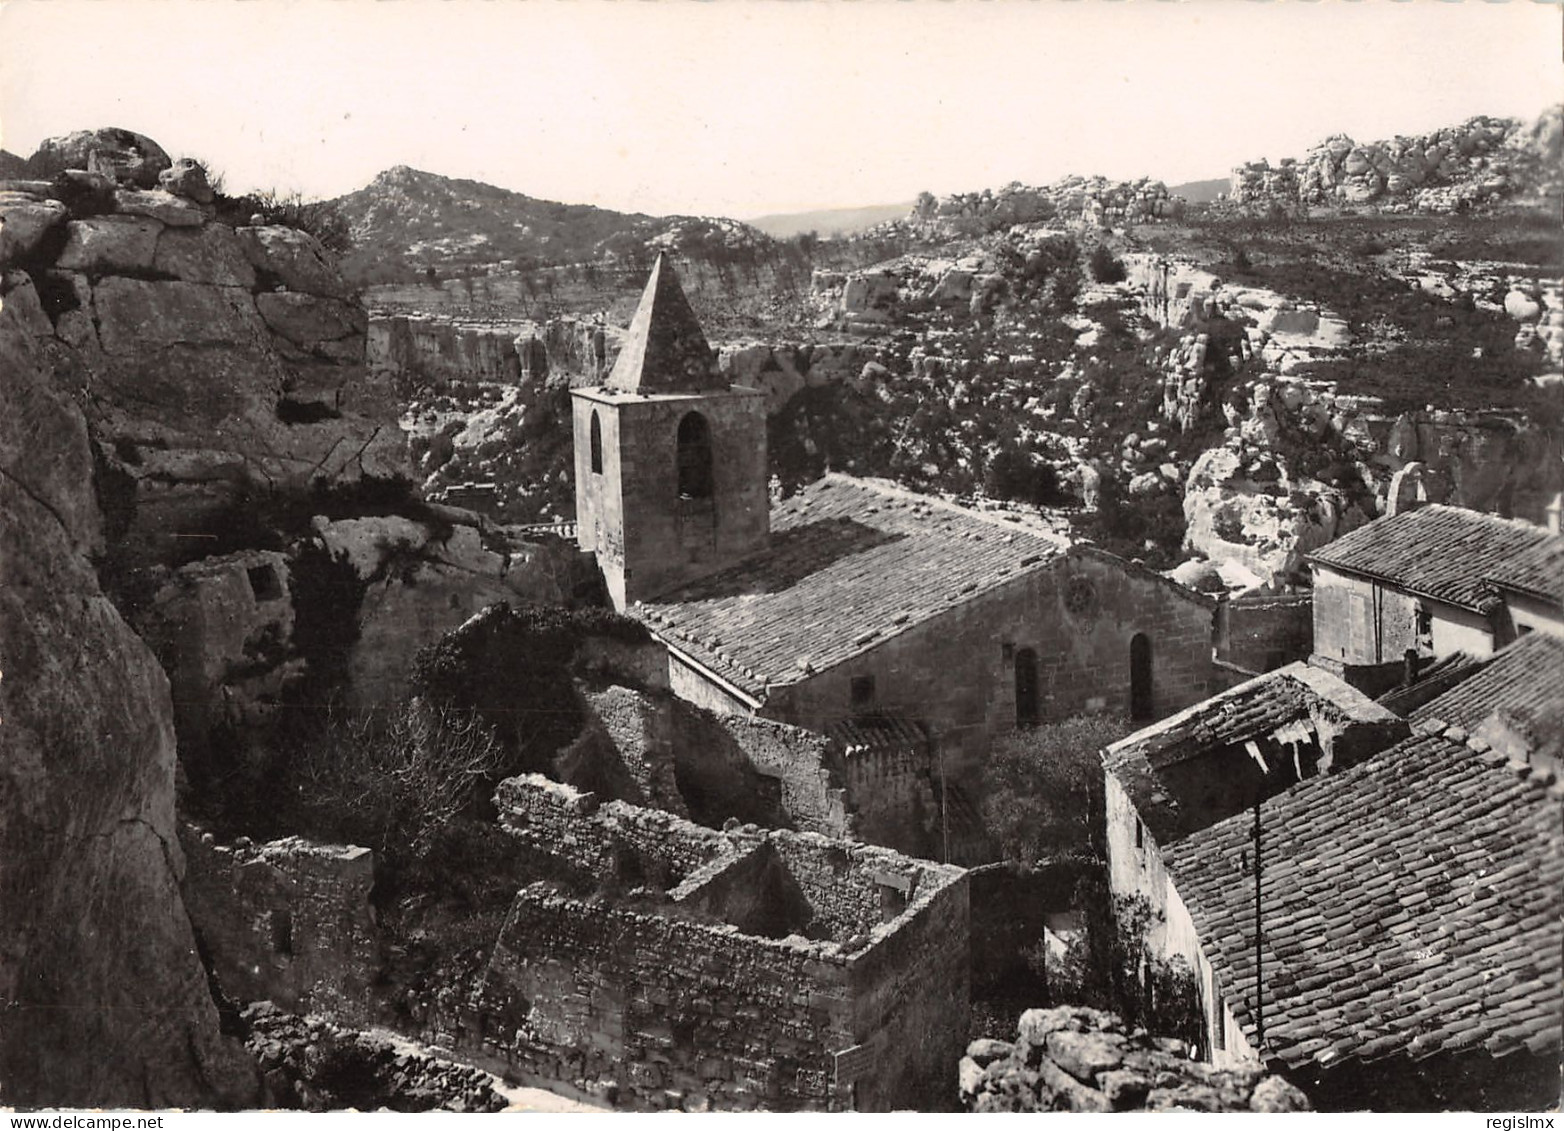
{"left": 459, "top": 775, "right": 970, "bottom": 1111}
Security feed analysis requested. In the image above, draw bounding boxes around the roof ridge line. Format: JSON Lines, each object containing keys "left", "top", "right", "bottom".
{"left": 817, "top": 473, "right": 1074, "bottom": 548}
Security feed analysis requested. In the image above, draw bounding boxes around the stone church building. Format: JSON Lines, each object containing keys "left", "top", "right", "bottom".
{"left": 572, "top": 256, "right": 1217, "bottom": 850}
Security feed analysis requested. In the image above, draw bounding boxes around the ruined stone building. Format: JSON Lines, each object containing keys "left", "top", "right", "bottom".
{"left": 573, "top": 255, "right": 1218, "bottom": 858}
{"left": 471, "top": 775, "right": 969, "bottom": 1112}
{"left": 1307, "top": 504, "right": 1558, "bottom": 692}
{"left": 1104, "top": 646, "right": 1563, "bottom": 1110}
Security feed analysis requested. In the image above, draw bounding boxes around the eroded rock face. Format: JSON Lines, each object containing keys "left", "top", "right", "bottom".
{"left": 0, "top": 274, "right": 257, "bottom": 1107}
{"left": 25, "top": 127, "right": 172, "bottom": 188}
{"left": 1230, "top": 109, "right": 1562, "bottom": 213}
{"left": 959, "top": 1005, "right": 1310, "bottom": 1113}
{"left": 0, "top": 170, "right": 404, "bottom": 564}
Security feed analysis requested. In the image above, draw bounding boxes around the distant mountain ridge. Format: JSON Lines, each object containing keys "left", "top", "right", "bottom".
{"left": 329, "top": 165, "right": 775, "bottom": 287}
{"left": 747, "top": 201, "right": 917, "bottom": 239}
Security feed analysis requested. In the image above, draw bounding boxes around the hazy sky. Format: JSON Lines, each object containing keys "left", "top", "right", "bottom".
{"left": 1, "top": 1, "right": 1559, "bottom": 218}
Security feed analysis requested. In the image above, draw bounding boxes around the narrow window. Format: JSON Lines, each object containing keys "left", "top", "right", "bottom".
{"left": 589, "top": 410, "right": 603, "bottom": 474}
{"left": 246, "top": 564, "right": 282, "bottom": 601}
{"left": 676, "top": 411, "right": 713, "bottom": 499}
{"left": 1015, "top": 647, "right": 1039, "bottom": 728}
{"left": 850, "top": 675, "right": 876, "bottom": 712}
{"left": 1415, "top": 604, "right": 1433, "bottom": 647}
{"left": 1135, "top": 818, "right": 1144, "bottom": 849}
{"left": 1130, "top": 633, "right": 1153, "bottom": 721}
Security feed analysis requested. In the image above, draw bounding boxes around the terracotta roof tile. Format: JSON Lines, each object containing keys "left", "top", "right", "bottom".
{"left": 636, "top": 475, "right": 1069, "bottom": 697}
{"left": 1412, "top": 633, "right": 1564, "bottom": 734}
{"left": 1103, "top": 663, "right": 1404, "bottom": 845}
{"left": 1163, "top": 730, "right": 1563, "bottom": 1074}
{"left": 1308, "top": 505, "right": 1552, "bottom": 613}
{"left": 1484, "top": 534, "right": 1564, "bottom": 606}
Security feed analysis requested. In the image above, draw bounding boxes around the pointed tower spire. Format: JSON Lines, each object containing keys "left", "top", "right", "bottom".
{"left": 604, "top": 254, "right": 726, "bottom": 394}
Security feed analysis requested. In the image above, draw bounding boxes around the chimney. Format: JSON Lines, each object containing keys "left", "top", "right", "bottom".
{"left": 1402, "top": 648, "right": 1421, "bottom": 687}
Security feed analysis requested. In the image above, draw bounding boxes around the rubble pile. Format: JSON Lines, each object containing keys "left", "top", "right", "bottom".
{"left": 245, "top": 1002, "right": 508, "bottom": 1112}
{"left": 959, "top": 1005, "right": 1311, "bottom": 1113}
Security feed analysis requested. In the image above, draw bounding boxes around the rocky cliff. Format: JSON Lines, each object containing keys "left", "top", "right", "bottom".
{"left": 1, "top": 139, "right": 404, "bottom": 573}
{"left": 0, "top": 267, "right": 258, "bottom": 1107}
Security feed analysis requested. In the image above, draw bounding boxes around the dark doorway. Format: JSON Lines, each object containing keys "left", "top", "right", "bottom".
{"left": 1130, "top": 633, "right": 1153, "bottom": 720}
{"left": 1015, "top": 647, "right": 1039, "bottom": 728}
{"left": 677, "top": 411, "right": 713, "bottom": 499}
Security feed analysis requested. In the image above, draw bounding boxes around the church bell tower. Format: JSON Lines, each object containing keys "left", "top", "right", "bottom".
{"left": 571, "top": 255, "right": 769, "bottom": 610}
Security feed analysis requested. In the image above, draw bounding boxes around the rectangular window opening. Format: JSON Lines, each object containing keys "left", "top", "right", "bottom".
{"left": 850, "top": 675, "right": 876, "bottom": 712}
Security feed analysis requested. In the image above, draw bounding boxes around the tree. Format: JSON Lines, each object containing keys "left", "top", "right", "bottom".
{"left": 979, "top": 714, "right": 1131, "bottom": 865}
{"left": 287, "top": 700, "right": 506, "bottom": 868}
{"left": 1088, "top": 244, "right": 1127, "bottom": 284}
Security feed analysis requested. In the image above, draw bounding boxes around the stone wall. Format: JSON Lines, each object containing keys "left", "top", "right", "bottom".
{"left": 553, "top": 683, "right": 854, "bottom": 837}
{"left": 467, "top": 882, "right": 855, "bottom": 1110}
{"left": 180, "top": 825, "right": 382, "bottom": 1028}
{"left": 477, "top": 775, "right": 970, "bottom": 1111}
{"left": 959, "top": 1006, "right": 1310, "bottom": 1112}
{"left": 764, "top": 547, "right": 1216, "bottom": 773}
{"left": 494, "top": 774, "right": 727, "bottom": 889}
{"left": 1214, "top": 592, "right": 1314, "bottom": 676}
{"left": 664, "top": 703, "right": 850, "bottom": 836}
{"left": 838, "top": 740, "right": 936, "bottom": 857}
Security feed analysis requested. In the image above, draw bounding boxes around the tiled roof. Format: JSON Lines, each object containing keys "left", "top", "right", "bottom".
{"left": 1374, "top": 651, "right": 1483, "bottom": 717}
{"left": 1412, "top": 632, "right": 1564, "bottom": 735}
{"left": 1307, "top": 505, "right": 1552, "bottom": 613}
{"left": 636, "top": 475, "right": 1070, "bottom": 698}
{"left": 604, "top": 254, "right": 727, "bottom": 395}
{"left": 1163, "top": 727, "right": 1563, "bottom": 1075}
{"left": 828, "top": 715, "right": 929, "bottom": 755}
{"left": 1484, "top": 534, "right": 1564, "bottom": 606}
{"left": 1104, "top": 663, "right": 1403, "bottom": 845}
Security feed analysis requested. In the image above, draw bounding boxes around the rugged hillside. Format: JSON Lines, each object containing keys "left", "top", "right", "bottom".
{"left": 370, "top": 113, "right": 1562, "bottom": 584}
{"left": 747, "top": 200, "right": 915, "bottom": 239}
{"left": 331, "top": 166, "right": 779, "bottom": 288}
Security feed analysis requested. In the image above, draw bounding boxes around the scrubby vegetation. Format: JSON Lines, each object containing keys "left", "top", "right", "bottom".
{"left": 979, "top": 714, "right": 1131, "bottom": 866}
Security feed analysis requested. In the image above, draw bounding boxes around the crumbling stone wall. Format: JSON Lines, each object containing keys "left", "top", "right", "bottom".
{"left": 180, "top": 825, "right": 382, "bottom": 1028}
{"left": 138, "top": 549, "right": 298, "bottom": 749}
{"left": 960, "top": 1006, "right": 1310, "bottom": 1112}
{"left": 838, "top": 742, "right": 936, "bottom": 856}
{"left": 1214, "top": 592, "right": 1314, "bottom": 676}
{"left": 475, "top": 775, "right": 971, "bottom": 1111}
{"left": 494, "top": 775, "right": 726, "bottom": 889}
{"left": 661, "top": 704, "right": 851, "bottom": 836}
{"left": 467, "top": 883, "right": 856, "bottom": 1111}
{"left": 843, "top": 856, "right": 972, "bottom": 1112}
{"left": 555, "top": 683, "right": 854, "bottom": 837}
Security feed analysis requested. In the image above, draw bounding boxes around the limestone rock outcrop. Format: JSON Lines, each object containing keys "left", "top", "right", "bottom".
{"left": 0, "top": 272, "right": 258, "bottom": 1107}
{"left": 1230, "top": 108, "right": 1563, "bottom": 213}
{"left": 906, "top": 176, "right": 1182, "bottom": 238}
{"left": 24, "top": 126, "right": 172, "bottom": 188}
{"left": 1, "top": 136, "right": 403, "bottom": 564}
{"left": 959, "top": 1006, "right": 1310, "bottom": 1113}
